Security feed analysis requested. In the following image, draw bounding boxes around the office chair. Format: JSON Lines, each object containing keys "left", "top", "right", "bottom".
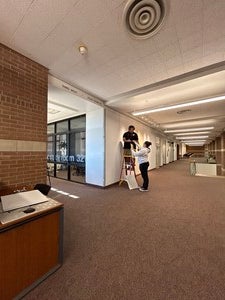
{"left": 34, "top": 183, "right": 51, "bottom": 196}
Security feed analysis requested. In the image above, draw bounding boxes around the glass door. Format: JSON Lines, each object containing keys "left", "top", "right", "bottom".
{"left": 55, "top": 133, "right": 69, "bottom": 180}
{"left": 70, "top": 131, "right": 86, "bottom": 183}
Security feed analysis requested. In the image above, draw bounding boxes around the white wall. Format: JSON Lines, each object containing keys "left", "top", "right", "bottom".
{"left": 105, "top": 108, "right": 164, "bottom": 186}
{"left": 174, "top": 142, "right": 177, "bottom": 161}
{"left": 86, "top": 108, "right": 105, "bottom": 186}
{"left": 162, "top": 139, "right": 166, "bottom": 164}
{"left": 181, "top": 143, "right": 187, "bottom": 157}
{"left": 165, "top": 141, "right": 170, "bottom": 164}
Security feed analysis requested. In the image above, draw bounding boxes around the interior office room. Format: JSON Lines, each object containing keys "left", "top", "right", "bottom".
{"left": 0, "top": 0, "right": 225, "bottom": 299}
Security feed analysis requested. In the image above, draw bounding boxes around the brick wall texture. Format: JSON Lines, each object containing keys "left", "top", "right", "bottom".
{"left": 0, "top": 43, "right": 48, "bottom": 195}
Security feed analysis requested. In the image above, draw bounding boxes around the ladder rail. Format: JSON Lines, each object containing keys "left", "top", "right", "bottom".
{"left": 119, "top": 148, "right": 136, "bottom": 185}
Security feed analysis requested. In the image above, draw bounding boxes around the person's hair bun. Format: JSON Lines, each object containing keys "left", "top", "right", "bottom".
{"left": 144, "top": 141, "right": 151, "bottom": 148}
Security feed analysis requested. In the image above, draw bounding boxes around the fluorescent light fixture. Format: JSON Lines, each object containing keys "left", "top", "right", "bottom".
{"left": 176, "top": 136, "right": 208, "bottom": 139}
{"left": 174, "top": 131, "right": 210, "bottom": 136}
{"left": 182, "top": 140, "right": 206, "bottom": 143}
{"left": 164, "top": 127, "right": 214, "bottom": 133}
{"left": 184, "top": 141, "right": 206, "bottom": 143}
{"left": 186, "top": 143, "right": 204, "bottom": 145}
{"left": 186, "top": 144, "right": 205, "bottom": 146}
{"left": 132, "top": 95, "right": 225, "bottom": 116}
{"left": 185, "top": 141, "right": 206, "bottom": 143}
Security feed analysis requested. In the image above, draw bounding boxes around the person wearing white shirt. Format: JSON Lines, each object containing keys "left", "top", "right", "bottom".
{"left": 132, "top": 141, "right": 151, "bottom": 192}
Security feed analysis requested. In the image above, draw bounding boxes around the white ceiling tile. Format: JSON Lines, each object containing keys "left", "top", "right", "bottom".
{"left": 202, "top": 53, "right": 225, "bottom": 67}
{"left": 164, "top": 56, "right": 183, "bottom": 70}
{"left": 179, "top": 32, "right": 203, "bottom": 53}
{"left": 141, "top": 52, "right": 165, "bottom": 67}
{"left": 159, "top": 42, "right": 181, "bottom": 60}
{"left": 10, "top": 0, "right": 78, "bottom": 47}
{"left": 74, "top": 0, "right": 111, "bottom": 28}
{"left": 184, "top": 59, "right": 204, "bottom": 73}
{"left": 153, "top": 25, "right": 179, "bottom": 49}
{"left": 105, "top": 0, "right": 126, "bottom": 11}
{"left": 92, "top": 66, "right": 112, "bottom": 78}
{"left": 203, "top": 25, "right": 225, "bottom": 44}
{"left": 203, "top": 0, "right": 225, "bottom": 22}
{"left": 81, "top": 29, "right": 106, "bottom": 53}
{"left": 129, "top": 39, "right": 157, "bottom": 58}
{"left": 49, "top": 46, "right": 82, "bottom": 73}
{"left": 31, "top": 40, "right": 67, "bottom": 67}
{"left": 0, "top": 0, "right": 33, "bottom": 44}
{"left": 167, "top": 66, "right": 185, "bottom": 78}
{"left": 182, "top": 46, "right": 203, "bottom": 64}
{"left": 203, "top": 38, "right": 225, "bottom": 57}
{"left": 176, "top": 19, "right": 203, "bottom": 40}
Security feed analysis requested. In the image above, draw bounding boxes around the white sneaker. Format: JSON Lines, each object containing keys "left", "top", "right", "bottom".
{"left": 139, "top": 188, "right": 148, "bottom": 192}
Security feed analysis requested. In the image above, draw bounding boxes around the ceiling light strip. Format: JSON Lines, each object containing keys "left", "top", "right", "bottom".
{"left": 182, "top": 140, "right": 207, "bottom": 143}
{"left": 176, "top": 136, "right": 209, "bottom": 139}
{"left": 183, "top": 140, "right": 206, "bottom": 143}
{"left": 132, "top": 95, "right": 225, "bottom": 116}
{"left": 164, "top": 127, "right": 214, "bottom": 133}
{"left": 174, "top": 131, "right": 210, "bottom": 136}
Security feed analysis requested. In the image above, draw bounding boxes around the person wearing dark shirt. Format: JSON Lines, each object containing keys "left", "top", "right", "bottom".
{"left": 123, "top": 125, "right": 139, "bottom": 151}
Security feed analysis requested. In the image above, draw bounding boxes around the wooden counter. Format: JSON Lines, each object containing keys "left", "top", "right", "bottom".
{"left": 0, "top": 198, "right": 64, "bottom": 300}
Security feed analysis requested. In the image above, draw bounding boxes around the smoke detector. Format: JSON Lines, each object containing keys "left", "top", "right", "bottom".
{"left": 123, "top": 0, "right": 167, "bottom": 39}
{"left": 78, "top": 45, "right": 88, "bottom": 55}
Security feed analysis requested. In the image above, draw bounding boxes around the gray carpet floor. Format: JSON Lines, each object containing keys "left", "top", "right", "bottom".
{"left": 24, "top": 160, "right": 225, "bottom": 300}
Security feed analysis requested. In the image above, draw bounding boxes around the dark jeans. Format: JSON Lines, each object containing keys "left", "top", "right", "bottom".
{"left": 139, "top": 162, "right": 149, "bottom": 189}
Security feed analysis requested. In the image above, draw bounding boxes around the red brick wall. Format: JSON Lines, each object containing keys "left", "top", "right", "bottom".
{"left": 0, "top": 43, "right": 48, "bottom": 195}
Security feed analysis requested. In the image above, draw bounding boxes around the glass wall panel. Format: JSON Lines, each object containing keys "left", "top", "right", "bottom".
{"left": 47, "top": 163, "right": 55, "bottom": 176}
{"left": 47, "top": 134, "right": 55, "bottom": 176}
{"left": 70, "top": 131, "right": 86, "bottom": 183}
{"left": 56, "top": 120, "right": 68, "bottom": 133}
{"left": 47, "top": 115, "right": 86, "bottom": 183}
{"left": 70, "top": 116, "right": 86, "bottom": 130}
{"left": 47, "top": 124, "right": 55, "bottom": 134}
{"left": 47, "top": 135, "right": 55, "bottom": 163}
{"left": 56, "top": 134, "right": 68, "bottom": 158}
{"left": 56, "top": 164, "right": 68, "bottom": 179}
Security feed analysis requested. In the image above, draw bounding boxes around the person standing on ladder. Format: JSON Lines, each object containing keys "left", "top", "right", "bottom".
{"left": 123, "top": 125, "right": 139, "bottom": 156}
{"left": 122, "top": 125, "right": 139, "bottom": 171}
{"left": 132, "top": 141, "right": 151, "bottom": 192}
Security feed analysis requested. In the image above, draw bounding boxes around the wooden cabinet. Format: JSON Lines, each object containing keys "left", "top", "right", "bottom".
{"left": 0, "top": 200, "right": 63, "bottom": 300}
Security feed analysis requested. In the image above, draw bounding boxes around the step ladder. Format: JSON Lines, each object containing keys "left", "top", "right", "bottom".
{"left": 119, "top": 149, "right": 137, "bottom": 187}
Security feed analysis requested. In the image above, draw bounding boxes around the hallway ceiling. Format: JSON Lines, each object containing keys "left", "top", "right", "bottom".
{"left": 1, "top": 0, "right": 225, "bottom": 143}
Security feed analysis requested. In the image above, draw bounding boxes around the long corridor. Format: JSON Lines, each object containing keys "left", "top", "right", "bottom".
{"left": 25, "top": 160, "right": 225, "bottom": 300}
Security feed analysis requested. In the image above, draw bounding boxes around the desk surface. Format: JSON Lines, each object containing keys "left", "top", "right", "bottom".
{"left": 0, "top": 198, "right": 63, "bottom": 229}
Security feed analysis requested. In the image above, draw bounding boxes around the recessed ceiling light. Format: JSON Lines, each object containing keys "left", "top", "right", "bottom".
{"left": 164, "top": 127, "right": 214, "bottom": 133}
{"left": 132, "top": 95, "right": 225, "bottom": 116}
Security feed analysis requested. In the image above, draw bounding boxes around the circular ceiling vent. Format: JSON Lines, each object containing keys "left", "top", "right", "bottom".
{"left": 123, "top": 0, "right": 167, "bottom": 39}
